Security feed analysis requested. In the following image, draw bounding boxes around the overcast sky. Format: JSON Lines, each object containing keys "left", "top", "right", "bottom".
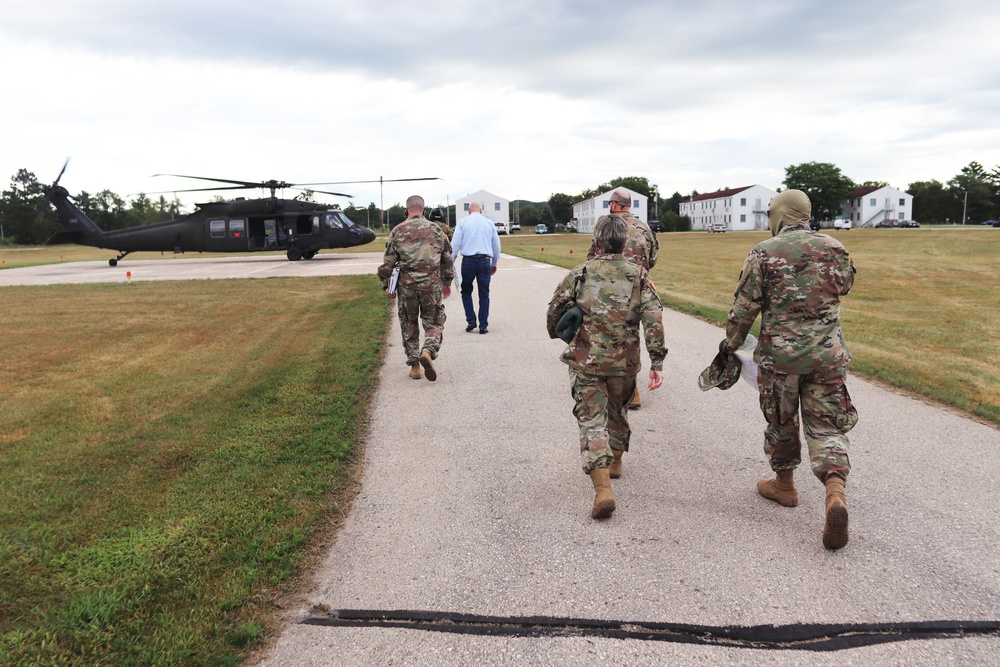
{"left": 2, "top": 0, "right": 998, "bottom": 212}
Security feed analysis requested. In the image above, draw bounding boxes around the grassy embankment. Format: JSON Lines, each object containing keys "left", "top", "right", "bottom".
{"left": 0, "top": 276, "right": 390, "bottom": 665}
{"left": 502, "top": 228, "right": 1000, "bottom": 426}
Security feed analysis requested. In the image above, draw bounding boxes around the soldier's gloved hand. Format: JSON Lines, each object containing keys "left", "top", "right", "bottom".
{"left": 719, "top": 340, "right": 733, "bottom": 357}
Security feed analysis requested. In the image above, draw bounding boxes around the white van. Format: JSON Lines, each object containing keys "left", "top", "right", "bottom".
{"left": 833, "top": 216, "right": 852, "bottom": 230}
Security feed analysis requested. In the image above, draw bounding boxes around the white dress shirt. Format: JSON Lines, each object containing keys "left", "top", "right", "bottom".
{"left": 452, "top": 212, "right": 502, "bottom": 267}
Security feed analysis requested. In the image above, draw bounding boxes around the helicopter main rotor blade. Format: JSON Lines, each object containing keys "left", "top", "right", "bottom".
{"left": 302, "top": 188, "right": 354, "bottom": 198}
{"left": 293, "top": 177, "right": 441, "bottom": 186}
{"left": 32, "top": 158, "right": 71, "bottom": 225}
{"left": 145, "top": 185, "right": 255, "bottom": 195}
{"left": 154, "top": 173, "right": 261, "bottom": 188}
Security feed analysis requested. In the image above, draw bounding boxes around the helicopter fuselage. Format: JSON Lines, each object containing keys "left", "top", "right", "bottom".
{"left": 47, "top": 188, "right": 377, "bottom": 265}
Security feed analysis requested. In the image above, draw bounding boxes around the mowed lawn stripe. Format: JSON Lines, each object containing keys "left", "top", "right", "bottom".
{"left": 0, "top": 276, "right": 390, "bottom": 665}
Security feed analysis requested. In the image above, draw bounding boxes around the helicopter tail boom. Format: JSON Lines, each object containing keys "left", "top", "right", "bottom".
{"left": 44, "top": 185, "right": 107, "bottom": 248}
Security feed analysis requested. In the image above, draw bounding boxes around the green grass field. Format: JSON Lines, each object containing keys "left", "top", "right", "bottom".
{"left": 0, "top": 277, "right": 390, "bottom": 665}
{"left": 503, "top": 228, "right": 1000, "bottom": 425}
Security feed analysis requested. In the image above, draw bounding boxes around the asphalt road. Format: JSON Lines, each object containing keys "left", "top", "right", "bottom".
{"left": 6, "top": 252, "right": 997, "bottom": 664}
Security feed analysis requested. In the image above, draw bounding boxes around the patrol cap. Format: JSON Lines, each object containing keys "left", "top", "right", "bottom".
{"left": 698, "top": 351, "right": 742, "bottom": 391}
{"left": 608, "top": 188, "right": 632, "bottom": 206}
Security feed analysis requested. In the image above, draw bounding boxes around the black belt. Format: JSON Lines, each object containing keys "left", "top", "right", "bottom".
{"left": 467, "top": 254, "right": 490, "bottom": 258}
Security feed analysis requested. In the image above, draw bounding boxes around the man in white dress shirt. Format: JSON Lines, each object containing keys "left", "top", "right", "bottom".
{"left": 451, "top": 202, "right": 502, "bottom": 334}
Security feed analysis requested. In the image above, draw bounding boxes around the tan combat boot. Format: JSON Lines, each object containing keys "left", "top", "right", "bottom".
{"left": 629, "top": 386, "right": 641, "bottom": 409}
{"left": 419, "top": 350, "right": 437, "bottom": 381}
{"left": 609, "top": 449, "right": 624, "bottom": 479}
{"left": 589, "top": 467, "right": 616, "bottom": 519}
{"left": 823, "top": 474, "right": 849, "bottom": 550}
{"left": 408, "top": 364, "right": 422, "bottom": 380}
{"left": 757, "top": 470, "right": 799, "bottom": 507}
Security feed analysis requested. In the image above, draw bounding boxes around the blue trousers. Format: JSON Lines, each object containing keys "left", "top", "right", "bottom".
{"left": 460, "top": 255, "right": 492, "bottom": 329}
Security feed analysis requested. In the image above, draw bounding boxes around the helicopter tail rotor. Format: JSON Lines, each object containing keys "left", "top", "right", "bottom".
{"left": 33, "top": 158, "right": 70, "bottom": 225}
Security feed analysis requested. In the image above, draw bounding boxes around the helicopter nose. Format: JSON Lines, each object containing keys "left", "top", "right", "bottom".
{"left": 362, "top": 228, "right": 376, "bottom": 245}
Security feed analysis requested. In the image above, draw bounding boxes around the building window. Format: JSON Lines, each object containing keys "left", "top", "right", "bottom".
{"left": 464, "top": 203, "right": 469, "bottom": 211}
{"left": 899, "top": 198, "right": 905, "bottom": 206}
{"left": 633, "top": 199, "right": 639, "bottom": 208}
{"left": 740, "top": 198, "right": 746, "bottom": 206}
{"left": 494, "top": 202, "right": 501, "bottom": 211}
{"left": 870, "top": 198, "right": 877, "bottom": 206}
{"left": 740, "top": 214, "right": 746, "bottom": 222}
{"left": 229, "top": 219, "right": 245, "bottom": 238}
{"left": 210, "top": 220, "right": 226, "bottom": 238}
{"left": 603, "top": 201, "right": 609, "bottom": 208}
{"left": 899, "top": 212, "right": 905, "bottom": 220}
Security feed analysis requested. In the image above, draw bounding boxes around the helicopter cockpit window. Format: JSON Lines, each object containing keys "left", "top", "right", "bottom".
{"left": 325, "top": 213, "right": 344, "bottom": 230}
{"left": 210, "top": 220, "right": 226, "bottom": 238}
{"left": 229, "top": 219, "right": 245, "bottom": 238}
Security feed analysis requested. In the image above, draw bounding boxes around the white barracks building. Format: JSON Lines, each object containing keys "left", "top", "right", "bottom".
{"left": 572, "top": 187, "right": 648, "bottom": 234}
{"left": 679, "top": 185, "right": 777, "bottom": 232}
{"left": 455, "top": 190, "right": 510, "bottom": 226}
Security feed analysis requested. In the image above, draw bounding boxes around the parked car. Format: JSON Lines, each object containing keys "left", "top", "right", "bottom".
{"left": 535, "top": 224, "right": 548, "bottom": 234}
{"left": 875, "top": 219, "right": 899, "bottom": 228}
{"left": 649, "top": 219, "right": 665, "bottom": 232}
{"left": 708, "top": 222, "right": 727, "bottom": 233}
{"left": 809, "top": 220, "right": 821, "bottom": 231}
{"left": 510, "top": 221, "right": 520, "bottom": 232}
{"left": 494, "top": 221, "right": 510, "bottom": 235}
{"left": 984, "top": 220, "right": 999, "bottom": 226}
{"left": 833, "top": 216, "right": 852, "bottom": 230}
{"left": 555, "top": 223, "right": 567, "bottom": 232}
{"left": 994, "top": 220, "right": 1000, "bottom": 228}
{"left": 566, "top": 221, "right": 578, "bottom": 232}
{"left": 899, "top": 220, "right": 920, "bottom": 228}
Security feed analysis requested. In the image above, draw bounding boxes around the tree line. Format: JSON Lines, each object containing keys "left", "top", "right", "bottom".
{"left": 4, "top": 160, "right": 997, "bottom": 246}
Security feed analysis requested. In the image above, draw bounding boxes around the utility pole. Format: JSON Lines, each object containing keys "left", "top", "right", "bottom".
{"left": 962, "top": 190, "right": 968, "bottom": 225}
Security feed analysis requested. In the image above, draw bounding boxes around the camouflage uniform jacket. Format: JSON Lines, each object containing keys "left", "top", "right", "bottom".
{"left": 725, "top": 222, "right": 855, "bottom": 374}
{"left": 586, "top": 213, "right": 658, "bottom": 269}
{"left": 547, "top": 254, "right": 666, "bottom": 377}
{"left": 377, "top": 216, "right": 456, "bottom": 290}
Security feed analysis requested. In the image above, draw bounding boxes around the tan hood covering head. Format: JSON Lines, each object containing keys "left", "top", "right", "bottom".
{"left": 768, "top": 189, "right": 811, "bottom": 236}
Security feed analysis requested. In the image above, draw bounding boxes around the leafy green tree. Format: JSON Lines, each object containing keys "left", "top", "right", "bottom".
{"left": 518, "top": 202, "right": 539, "bottom": 227}
{"left": 548, "top": 193, "right": 574, "bottom": 225}
{"left": 907, "top": 180, "right": 952, "bottom": 224}
{"left": 782, "top": 162, "right": 855, "bottom": 222}
{"left": 80, "top": 190, "right": 129, "bottom": 231}
{"left": 0, "top": 169, "right": 49, "bottom": 244}
{"left": 947, "top": 161, "right": 995, "bottom": 223}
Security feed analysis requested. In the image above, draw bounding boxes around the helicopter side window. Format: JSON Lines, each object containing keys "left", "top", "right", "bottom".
{"left": 229, "top": 219, "right": 245, "bottom": 238}
{"left": 210, "top": 220, "right": 226, "bottom": 238}
{"left": 312, "top": 216, "right": 321, "bottom": 234}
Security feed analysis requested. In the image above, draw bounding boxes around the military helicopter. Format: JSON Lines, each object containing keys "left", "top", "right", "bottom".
{"left": 38, "top": 164, "right": 438, "bottom": 266}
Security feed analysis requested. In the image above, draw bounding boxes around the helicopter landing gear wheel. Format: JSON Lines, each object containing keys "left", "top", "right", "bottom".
{"left": 302, "top": 250, "right": 316, "bottom": 260}
{"left": 109, "top": 259, "right": 117, "bottom": 267}
{"left": 286, "top": 247, "right": 302, "bottom": 261}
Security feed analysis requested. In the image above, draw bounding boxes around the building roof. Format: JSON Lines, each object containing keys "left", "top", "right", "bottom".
{"left": 850, "top": 186, "right": 883, "bottom": 198}
{"left": 686, "top": 186, "right": 755, "bottom": 203}
{"left": 574, "top": 187, "right": 645, "bottom": 206}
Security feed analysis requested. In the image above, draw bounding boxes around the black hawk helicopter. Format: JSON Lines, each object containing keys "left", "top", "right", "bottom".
{"left": 38, "top": 164, "right": 438, "bottom": 266}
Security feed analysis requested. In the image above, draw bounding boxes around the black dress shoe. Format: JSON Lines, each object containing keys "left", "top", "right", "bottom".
{"left": 466, "top": 323, "right": 476, "bottom": 332}
{"left": 479, "top": 328, "right": 488, "bottom": 334}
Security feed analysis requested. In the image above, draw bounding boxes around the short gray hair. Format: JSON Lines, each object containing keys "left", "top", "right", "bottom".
{"left": 594, "top": 215, "right": 627, "bottom": 254}
{"left": 406, "top": 195, "right": 425, "bottom": 212}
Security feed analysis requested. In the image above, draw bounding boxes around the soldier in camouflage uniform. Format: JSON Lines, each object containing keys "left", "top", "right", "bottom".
{"left": 377, "top": 195, "right": 455, "bottom": 382}
{"left": 587, "top": 188, "right": 658, "bottom": 410}
{"left": 547, "top": 215, "right": 666, "bottom": 519}
{"left": 721, "top": 189, "right": 858, "bottom": 550}
{"left": 429, "top": 207, "right": 453, "bottom": 240}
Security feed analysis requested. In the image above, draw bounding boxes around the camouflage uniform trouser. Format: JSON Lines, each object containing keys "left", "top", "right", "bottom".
{"left": 396, "top": 285, "right": 446, "bottom": 366}
{"left": 757, "top": 366, "right": 858, "bottom": 481}
{"left": 570, "top": 370, "right": 636, "bottom": 474}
